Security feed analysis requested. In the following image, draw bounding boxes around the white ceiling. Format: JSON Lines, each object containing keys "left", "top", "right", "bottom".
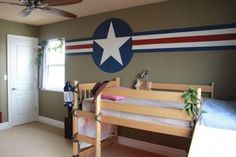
{"left": 0, "top": 0, "right": 167, "bottom": 26}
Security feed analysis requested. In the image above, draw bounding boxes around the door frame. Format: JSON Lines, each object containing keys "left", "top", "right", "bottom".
{"left": 7, "top": 34, "right": 39, "bottom": 127}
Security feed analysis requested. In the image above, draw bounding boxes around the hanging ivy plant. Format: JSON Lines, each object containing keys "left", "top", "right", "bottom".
{"left": 182, "top": 87, "right": 201, "bottom": 118}
{"left": 35, "top": 38, "right": 64, "bottom": 67}
{"left": 35, "top": 40, "right": 48, "bottom": 67}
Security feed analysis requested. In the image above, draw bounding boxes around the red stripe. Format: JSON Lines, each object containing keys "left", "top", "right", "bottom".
{"left": 65, "top": 33, "right": 236, "bottom": 50}
{"left": 133, "top": 33, "right": 236, "bottom": 45}
{"left": 0, "top": 112, "right": 2, "bottom": 123}
{"left": 66, "top": 44, "right": 93, "bottom": 50}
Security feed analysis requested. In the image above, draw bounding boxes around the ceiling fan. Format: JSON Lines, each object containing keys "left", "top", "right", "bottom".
{"left": 0, "top": 0, "right": 83, "bottom": 18}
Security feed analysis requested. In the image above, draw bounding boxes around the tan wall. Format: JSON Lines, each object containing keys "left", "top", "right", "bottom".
{"left": 39, "top": 0, "right": 236, "bottom": 150}
{"left": 0, "top": 19, "right": 39, "bottom": 122}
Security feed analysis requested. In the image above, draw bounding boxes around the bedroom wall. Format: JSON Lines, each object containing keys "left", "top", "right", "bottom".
{"left": 39, "top": 0, "right": 236, "bottom": 150}
{"left": 0, "top": 19, "right": 39, "bottom": 122}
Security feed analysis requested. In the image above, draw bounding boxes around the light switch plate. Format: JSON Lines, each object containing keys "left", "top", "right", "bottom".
{"left": 4, "top": 74, "right": 7, "bottom": 81}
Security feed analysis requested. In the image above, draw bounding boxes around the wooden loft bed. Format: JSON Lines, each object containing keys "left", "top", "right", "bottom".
{"left": 72, "top": 78, "right": 120, "bottom": 157}
{"left": 72, "top": 78, "right": 214, "bottom": 157}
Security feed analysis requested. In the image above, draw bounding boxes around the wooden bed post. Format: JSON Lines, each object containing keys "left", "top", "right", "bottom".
{"left": 115, "top": 77, "right": 120, "bottom": 86}
{"left": 114, "top": 77, "right": 120, "bottom": 143}
{"left": 211, "top": 82, "right": 214, "bottom": 98}
{"left": 197, "top": 88, "right": 202, "bottom": 121}
{"left": 72, "top": 80, "right": 79, "bottom": 157}
{"left": 96, "top": 94, "right": 102, "bottom": 157}
{"left": 197, "top": 88, "right": 202, "bottom": 107}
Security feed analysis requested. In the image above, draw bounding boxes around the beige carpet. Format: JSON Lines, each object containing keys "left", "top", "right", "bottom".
{"left": 0, "top": 122, "right": 162, "bottom": 157}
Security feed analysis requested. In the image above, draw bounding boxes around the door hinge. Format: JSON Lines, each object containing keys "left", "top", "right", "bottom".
{"left": 35, "top": 106, "right": 37, "bottom": 111}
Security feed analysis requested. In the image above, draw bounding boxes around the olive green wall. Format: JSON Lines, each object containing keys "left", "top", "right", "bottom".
{"left": 39, "top": 0, "right": 236, "bottom": 150}
{"left": 0, "top": 19, "right": 39, "bottom": 122}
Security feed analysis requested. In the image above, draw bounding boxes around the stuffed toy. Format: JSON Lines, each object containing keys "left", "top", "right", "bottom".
{"left": 135, "top": 70, "right": 152, "bottom": 90}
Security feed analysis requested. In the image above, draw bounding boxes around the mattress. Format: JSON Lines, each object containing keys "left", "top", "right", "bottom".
{"left": 202, "top": 98, "right": 236, "bottom": 131}
{"left": 82, "top": 97, "right": 191, "bottom": 128}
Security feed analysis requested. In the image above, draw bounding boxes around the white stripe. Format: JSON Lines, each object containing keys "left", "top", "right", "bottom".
{"left": 133, "top": 28, "right": 236, "bottom": 40}
{"left": 66, "top": 48, "right": 93, "bottom": 54}
{"left": 66, "top": 40, "right": 93, "bottom": 46}
{"left": 132, "top": 40, "right": 236, "bottom": 50}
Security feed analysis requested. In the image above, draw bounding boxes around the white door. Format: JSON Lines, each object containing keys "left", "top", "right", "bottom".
{"left": 7, "top": 34, "right": 38, "bottom": 126}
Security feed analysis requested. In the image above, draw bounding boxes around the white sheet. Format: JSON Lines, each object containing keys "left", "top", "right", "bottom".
{"left": 82, "top": 97, "right": 190, "bottom": 128}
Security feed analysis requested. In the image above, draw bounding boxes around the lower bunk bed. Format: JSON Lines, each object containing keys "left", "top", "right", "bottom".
{"left": 72, "top": 78, "right": 214, "bottom": 157}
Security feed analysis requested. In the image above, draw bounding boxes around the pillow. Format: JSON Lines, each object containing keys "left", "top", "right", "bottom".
{"left": 101, "top": 86, "right": 128, "bottom": 101}
{"left": 101, "top": 95, "right": 126, "bottom": 101}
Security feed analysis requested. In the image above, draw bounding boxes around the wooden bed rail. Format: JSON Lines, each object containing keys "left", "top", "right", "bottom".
{"left": 100, "top": 101, "right": 192, "bottom": 121}
{"left": 78, "top": 78, "right": 120, "bottom": 101}
{"left": 100, "top": 115, "right": 192, "bottom": 137}
{"left": 151, "top": 82, "right": 214, "bottom": 98}
{"left": 102, "top": 87, "right": 184, "bottom": 102}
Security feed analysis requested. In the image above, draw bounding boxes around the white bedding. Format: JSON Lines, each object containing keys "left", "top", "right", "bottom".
{"left": 82, "top": 97, "right": 190, "bottom": 128}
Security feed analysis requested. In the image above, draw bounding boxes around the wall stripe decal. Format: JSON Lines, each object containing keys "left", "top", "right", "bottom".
{"left": 133, "top": 34, "right": 236, "bottom": 45}
{"left": 66, "top": 23, "right": 236, "bottom": 55}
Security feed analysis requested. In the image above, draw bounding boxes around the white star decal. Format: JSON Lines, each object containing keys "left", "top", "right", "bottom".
{"left": 94, "top": 22, "right": 130, "bottom": 66}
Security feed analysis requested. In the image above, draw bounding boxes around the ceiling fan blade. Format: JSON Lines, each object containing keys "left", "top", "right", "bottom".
{"left": 42, "top": 0, "right": 83, "bottom": 6}
{"left": 0, "top": 1, "right": 24, "bottom": 6}
{"left": 18, "top": 8, "right": 33, "bottom": 17}
{"left": 39, "top": 7, "right": 77, "bottom": 18}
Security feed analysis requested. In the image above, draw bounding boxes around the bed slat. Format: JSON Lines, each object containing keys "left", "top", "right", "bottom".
{"left": 101, "top": 101, "right": 192, "bottom": 121}
{"left": 75, "top": 111, "right": 95, "bottom": 119}
{"left": 100, "top": 115, "right": 192, "bottom": 137}
{"left": 152, "top": 82, "right": 214, "bottom": 98}
{"left": 76, "top": 134, "right": 96, "bottom": 145}
{"left": 102, "top": 87, "right": 183, "bottom": 102}
{"left": 79, "top": 146, "right": 95, "bottom": 157}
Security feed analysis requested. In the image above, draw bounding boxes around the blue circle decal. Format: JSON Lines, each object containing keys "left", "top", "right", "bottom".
{"left": 92, "top": 18, "right": 133, "bottom": 73}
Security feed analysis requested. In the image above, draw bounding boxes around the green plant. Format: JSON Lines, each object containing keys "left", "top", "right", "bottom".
{"left": 35, "top": 38, "right": 64, "bottom": 67}
{"left": 35, "top": 40, "right": 48, "bottom": 67}
{"left": 182, "top": 87, "right": 200, "bottom": 117}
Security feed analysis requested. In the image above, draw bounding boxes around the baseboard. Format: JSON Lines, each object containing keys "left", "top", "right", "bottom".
{"left": 118, "top": 136, "right": 187, "bottom": 157}
{"left": 36, "top": 116, "right": 186, "bottom": 157}
{"left": 38, "top": 116, "right": 64, "bottom": 129}
{"left": 0, "top": 122, "right": 10, "bottom": 131}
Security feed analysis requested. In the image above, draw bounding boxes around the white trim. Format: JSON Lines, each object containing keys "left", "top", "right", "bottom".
{"left": 38, "top": 116, "right": 64, "bottom": 129}
{"left": 0, "top": 122, "right": 11, "bottom": 131}
{"left": 118, "top": 136, "right": 187, "bottom": 157}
